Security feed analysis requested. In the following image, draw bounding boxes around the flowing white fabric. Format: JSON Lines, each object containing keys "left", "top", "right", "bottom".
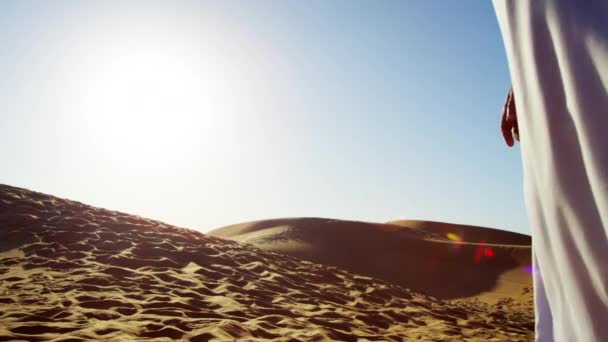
{"left": 493, "top": 1, "right": 608, "bottom": 341}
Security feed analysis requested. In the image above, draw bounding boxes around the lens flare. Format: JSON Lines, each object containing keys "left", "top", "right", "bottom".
{"left": 484, "top": 248, "right": 495, "bottom": 257}
{"left": 474, "top": 241, "right": 486, "bottom": 263}
{"left": 446, "top": 232, "right": 462, "bottom": 242}
{"left": 524, "top": 265, "right": 533, "bottom": 275}
{"left": 447, "top": 232, "right": 464, "bottom": 253}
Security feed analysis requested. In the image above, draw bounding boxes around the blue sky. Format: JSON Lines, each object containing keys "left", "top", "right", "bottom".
{"left": 0, "top": 1, "right": 529, "bottom": 234}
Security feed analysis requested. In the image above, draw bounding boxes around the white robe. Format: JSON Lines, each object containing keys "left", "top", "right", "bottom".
{"left": 493, "top": 1, "right": 608, "bottom": 341}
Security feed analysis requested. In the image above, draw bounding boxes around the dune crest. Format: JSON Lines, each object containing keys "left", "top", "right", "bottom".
{"left": 1, "top": 185, "right": 533, "bottom": 341}
{"left": 386, "top": 220, "right": 531, "bottom": 245}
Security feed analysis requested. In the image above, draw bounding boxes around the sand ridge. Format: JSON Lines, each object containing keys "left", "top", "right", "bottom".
{"left": 210, "top": 218, "right": 533, "bottom": 305}
{"left": 0, "top": 184, "right": 533, "bottom": 341}
{"left": 385, "top": 220, "right": 531, "bottom": 246}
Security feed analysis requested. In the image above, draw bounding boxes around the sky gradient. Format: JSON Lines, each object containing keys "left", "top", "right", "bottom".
{"left": 0, "top": 1, "right": 529, "bottom": 234}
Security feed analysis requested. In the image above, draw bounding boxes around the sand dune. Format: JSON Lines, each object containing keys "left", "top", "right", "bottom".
{"left": 0, "top": 184, "right": 533, "bottom": 341}
{"left": 209, "top": 218, "right": 533, "bottom": 305}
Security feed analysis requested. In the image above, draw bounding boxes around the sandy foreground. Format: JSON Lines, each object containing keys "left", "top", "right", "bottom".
{"left": 0, "top": 184, "right": 533, "bottom": 341}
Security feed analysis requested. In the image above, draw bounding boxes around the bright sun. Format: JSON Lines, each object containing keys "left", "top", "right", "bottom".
{"left": 74, "top": 41, "right": 244, "bottom": 164}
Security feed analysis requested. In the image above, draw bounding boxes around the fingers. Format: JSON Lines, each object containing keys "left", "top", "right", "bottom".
{"left": 508, "top": 89, "right": 519, "bottom": 142}
{"left": 501, "top": 90, "right": 514, "bottom": 147}
{"left": 502, "top": 125, "right": 514, "bottom": 147}
{"left": 507, "top": 89, "right": 517, "bottom": 121}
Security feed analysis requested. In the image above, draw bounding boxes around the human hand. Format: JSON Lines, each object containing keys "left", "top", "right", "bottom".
{"left": 500, "top": 88, "right": 519, "bottom": 147}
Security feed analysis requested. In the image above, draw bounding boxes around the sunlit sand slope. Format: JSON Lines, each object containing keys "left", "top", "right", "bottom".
{"left": 210, "top": 218, "right": 533, "bottom": 305}
{"left": 0, "top": 185, "right": 532, "bottom": 341}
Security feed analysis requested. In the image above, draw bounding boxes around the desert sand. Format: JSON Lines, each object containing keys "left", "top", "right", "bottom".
{"left": 210, "top": 218, "right": 533, "bottom": 305}
{"left": 0, "top": 184, "right": 533, "bottom": 341}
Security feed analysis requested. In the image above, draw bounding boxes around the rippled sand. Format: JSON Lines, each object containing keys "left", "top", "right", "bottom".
{"left": 0, "top": 184, "right": 533, "bottom": 341}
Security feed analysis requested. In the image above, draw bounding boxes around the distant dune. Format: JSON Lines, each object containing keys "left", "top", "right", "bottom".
{"left": 210, "top": 218, "right": 533, "bottom": 304}
{"left": 0, "top": 184, "right": 533, "bottom": 341}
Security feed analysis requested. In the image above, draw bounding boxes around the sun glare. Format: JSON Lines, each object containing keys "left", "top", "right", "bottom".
{"left": 73, "top": 41, "right": 246, "bottom": 165}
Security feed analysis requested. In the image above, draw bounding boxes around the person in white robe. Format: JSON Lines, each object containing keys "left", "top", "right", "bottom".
{"left": 493, "top": 1, "right": 608, "bottom": 341}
